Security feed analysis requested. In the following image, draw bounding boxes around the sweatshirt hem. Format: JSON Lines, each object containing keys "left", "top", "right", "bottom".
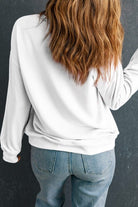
{"left": 28, "top": 134, "right": 118, "bottom": 155}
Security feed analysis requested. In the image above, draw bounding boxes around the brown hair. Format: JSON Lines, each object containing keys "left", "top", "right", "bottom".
{"left": 39, "top": 0, "right": 124, "bottom": 86}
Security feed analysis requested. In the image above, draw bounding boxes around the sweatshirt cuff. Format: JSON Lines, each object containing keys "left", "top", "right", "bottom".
{"left": 3, "top": 151, "right": 19, "bottom": 163}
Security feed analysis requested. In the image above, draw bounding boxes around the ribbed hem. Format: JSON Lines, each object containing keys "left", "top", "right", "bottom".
{"left": 3, "top": 151, "right": 18, "bottom": 163}
{"left": 28, "top": 134, "right": 117, "bottom": 156}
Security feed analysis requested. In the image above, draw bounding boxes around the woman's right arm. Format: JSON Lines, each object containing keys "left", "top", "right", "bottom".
{"left": 93, "top": 49, "right": 138, "bottom": 110}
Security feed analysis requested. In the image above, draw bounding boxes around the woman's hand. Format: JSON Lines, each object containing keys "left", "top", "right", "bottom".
{"left": 18, "top": 155, "right": 21, "bottom": 162}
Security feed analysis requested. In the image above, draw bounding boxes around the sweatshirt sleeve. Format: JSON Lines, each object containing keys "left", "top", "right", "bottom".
{"left": 0, "top": 19, "right": 31, "bottom": 163}
{"left": 93, "top": 48, "right": 138, "bottom": 111}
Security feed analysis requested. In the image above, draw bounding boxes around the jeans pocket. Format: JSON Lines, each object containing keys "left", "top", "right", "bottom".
{"left": 30, "top": 145, "right": 57, "bottom": 174}
{"left": 81, "top": 149, "right": 115, "bottom": 175}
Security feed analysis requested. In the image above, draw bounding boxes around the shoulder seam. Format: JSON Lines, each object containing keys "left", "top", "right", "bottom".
{"left": 13, "top": 14, "right": 41, "bottom": 30}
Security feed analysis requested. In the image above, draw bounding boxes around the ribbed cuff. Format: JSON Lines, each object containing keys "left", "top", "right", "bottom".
{"left": 3, "top": 151, "right": 18, "bottom": 163}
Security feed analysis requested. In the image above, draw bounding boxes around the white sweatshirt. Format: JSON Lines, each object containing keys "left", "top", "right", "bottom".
{"left": 0, "top": 14, "right": 138, "bottom": 163}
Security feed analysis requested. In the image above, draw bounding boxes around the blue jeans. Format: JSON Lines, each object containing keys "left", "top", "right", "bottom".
{"left": 30, "top": 145, "right": 116, "bottom": 207}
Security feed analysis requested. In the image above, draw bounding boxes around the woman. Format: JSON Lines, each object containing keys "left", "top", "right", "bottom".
{"left": 0, "top": 0, "right": 138, "bottom": 206}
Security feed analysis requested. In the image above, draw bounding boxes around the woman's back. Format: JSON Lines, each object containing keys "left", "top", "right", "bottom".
{"left": 0, "top": 13, "right": 138, "bottom": 163}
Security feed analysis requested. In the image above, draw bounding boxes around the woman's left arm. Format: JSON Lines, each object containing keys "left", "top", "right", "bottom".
{"left": 0, "top": 19, "right": 31, "bottom": 163}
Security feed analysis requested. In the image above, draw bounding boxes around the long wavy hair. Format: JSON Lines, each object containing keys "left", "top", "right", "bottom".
{"left": 39, "top": 0, "right": 124, "bottom": 86}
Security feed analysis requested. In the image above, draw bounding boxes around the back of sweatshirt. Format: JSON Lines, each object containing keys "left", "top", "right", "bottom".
{"left": 0, "top": 14, "right": 138, "bottom": 163}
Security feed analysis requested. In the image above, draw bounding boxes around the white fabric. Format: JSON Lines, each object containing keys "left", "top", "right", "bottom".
{"left": 0, "top": 14, "right": 138, "bottom": 163}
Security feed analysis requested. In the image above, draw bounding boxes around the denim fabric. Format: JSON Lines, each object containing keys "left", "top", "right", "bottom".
{"left": 30, "top": 145, "right": 116, "bottom": 207}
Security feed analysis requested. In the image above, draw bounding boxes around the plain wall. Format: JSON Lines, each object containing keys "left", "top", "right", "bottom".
{"left": 0, "top": 0, "right": 138, "bottom": 207}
